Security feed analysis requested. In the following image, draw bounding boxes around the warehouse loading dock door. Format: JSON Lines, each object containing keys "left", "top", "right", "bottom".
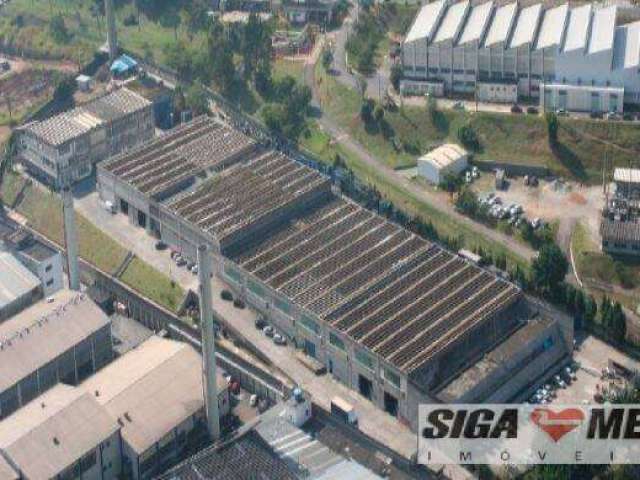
{"left": 384, "top": 392, "right": 398, "bottom": 417}
{"left": 358, "top": 375, "right": 373, "bottom": 400}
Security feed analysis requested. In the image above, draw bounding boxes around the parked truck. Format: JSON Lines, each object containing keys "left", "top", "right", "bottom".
{"left": 331, "top": 396, "right": 358, "bottom": 426}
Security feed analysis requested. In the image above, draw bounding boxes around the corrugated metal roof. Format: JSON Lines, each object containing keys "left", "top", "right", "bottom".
{"left": 484, "top": 2, "right": 518, "bottom": 47}
{"left": 0, "top": 289, "right": 110, "bottom": 394}
{"left": 80, "top": 336, "right": 226, "bottom": 455}
{"left": 433, "top": 0, "right": 469, "bottom": 44}
{"left": 0, "top": 384, "right": 119, "bottom": 480}
{"left": 613, "top": 21, "right": 640, "bottom": 70}
{"left": 24, "top": 88, "right": 151, "bottom": 146}
{"left": 509, "top": 3, "right": 543, "bottom": 49}
{"left": 0, "top": 251, "right": 40, "bottom": 311}
{"left": 458, "top": 1, "right": 494, "bottom": 46}
{"left": 563, "top": 4, "right": 592, "bottom": 52}
{"left": 614, "top": 167, "right": 640, "bottom": 184}
{"left": 588, "top": 6, "right": 617, "bottom": 54}
{"left": 405, "top": 0, "right": 447, "bottom": 43}
{"left": 536, "top": 4, "right": 569, "bottom": 50}
{"left": 419, "top": 144, "right": 468, "bottom": 170}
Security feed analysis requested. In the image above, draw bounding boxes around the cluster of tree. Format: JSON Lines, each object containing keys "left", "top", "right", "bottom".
{"left": 600, "top": 295, "right": 627, "bottom": 344}
{"left": 172, "top": 83, "right": 209, "bottom": 118}
{"left": 545, "top": 111, "right": 559, "bottom": 146}
{"left": 261, "top": 78, "right": 312, "bottom": 141}
{"left": 50, "top": 14, "right": 71, "bottom": 44}
{"left": 457, "top": 123, "right": 480, "bottom": 151}
{"left": 360, "top": 98, "right": 394, "bottom": 138}
{"left": 345, "top": 7, "right": 385, "bottom": 74}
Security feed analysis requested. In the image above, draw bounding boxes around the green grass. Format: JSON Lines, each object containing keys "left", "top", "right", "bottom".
{"left": 0, "top": 171, "right": 26, "bottom": 206}
{"left": 1, "top": 173, "right": 128, "bottom": 273}
{"left": 272, "top": 58, "right": 305, "bottom": 83}
{"left": 0, "top": 0, "right": 194, "bottom": 65}
{"left": 572, "top": 222, "right": 640, "bottom": 291}
{"left": 316, "top": 58, "right": 640, "bottom": 184}
{"left": 119, "top": 257, "right": 185, "bottom": 312}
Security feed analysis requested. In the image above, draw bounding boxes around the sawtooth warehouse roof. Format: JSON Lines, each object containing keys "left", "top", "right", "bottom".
{"left": 101, "top": 116, "right": 258, "bottom": 198}
{"left": 0, "top": 251, "right": 40, "bottom": 312}
{"left": 23, "top": 87, "right": 151, "bottom": 147}
{"left": 100, "top": 120, "right": 521, "bottom": 377}
{"left": 231, "top": 195, "right": 520, "bottom": 374}
{"left": 0, "top": 290, "right": 110, "bottom": 395}
{"left": 404, "top": 1, "right": 634, "bottom": 61}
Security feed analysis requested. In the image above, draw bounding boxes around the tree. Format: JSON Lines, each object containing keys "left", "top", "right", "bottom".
{"left": 53, "top": 76, "right": 77, "bottom": 104}
{"left": 160, "top": 10, "right": 181, "bottom": 41}
{"left": 440, "top": 172, "right": 462, "bottom": 194}
{"left": 185, "top": 84, "right": 209, "bottom": 116}
{"left": 611, "top": 302, "right": 627, "bottom": 344}
{"left": 390, "top": 64, "right": 403, "bottom": 92}
{"left": 356, "top": 73, "right": 368, "bottom": 99}
{"left": 322, "top": 48, "right": 334, "bottom": 72}
{"left": 455, "top": 188, "right": 479, "bottom": 216}
{"left": 360, "top": 98, "right": 375, "bottom": 124}
{"left": 545, "top": 112, "right": 559, "bottom": 145}
{"left": 457, "top": 124, "right": 480, "bottom": 151}
{"left": 50, "top": 14, "right": 70, "bottom": 43}
{"left": 532, "top": 243, "right": 568, "bottom": 295}
{"left": 584, "top": 295, "right": 598, "bottom": 326}
{"left": 374, "top": 105, "right": 385, "bottom": 123}
{"left": 426, "top": 93, "right": 438, "bottom": 124}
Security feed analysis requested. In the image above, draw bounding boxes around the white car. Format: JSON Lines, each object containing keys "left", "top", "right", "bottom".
{"left": 249, "top": 394, "right": 258, "bottom": 407}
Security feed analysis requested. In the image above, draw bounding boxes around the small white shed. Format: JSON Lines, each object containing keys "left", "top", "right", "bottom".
{"left": 75, "top": 74, "right": 93, "bottom": 92}
{"left": 417, "top": 143, "right": 468, "bottom": 184}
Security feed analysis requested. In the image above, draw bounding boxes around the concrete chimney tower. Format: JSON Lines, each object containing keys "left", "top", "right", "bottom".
{"left": 62, "top": 187, "right": 80, "bottom": 291}
{"left": 105, "top": 0, "right": 118, "bottom": 62}
{"left": 197, "top": 244, "right": 220, "bottom": 440}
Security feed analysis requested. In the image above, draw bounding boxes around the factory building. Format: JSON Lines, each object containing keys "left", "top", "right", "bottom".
{"left": 2, "top": 229, "right": 64, "bottom": 297}
{"left": 97, "top": 118, "right": 573, "bottom": 431}
{"left": 601, "top": 167, "right": 640, "bottom": 256}
{"left": 0, "top": 336, "right": 227, "bottom": 480}
{"left": 401, "top": 1, "right": 640, "bottom": 112}
{"left": 0, "top": 384, "right": 122, "bottom": 480}
{"left": 417, "top": 143, "right": 468, "bottom": 184}
{"left": 0, "top": 289, "right": 112, "bottom": 419}
{"left": 18, "top": 87, "right": 154, "bottom": 187}
{"left": 80, "top": 336, "right": 229, "bottom": 480}
{"left": 0, "top": 251, "right": 42, "bottom": 322}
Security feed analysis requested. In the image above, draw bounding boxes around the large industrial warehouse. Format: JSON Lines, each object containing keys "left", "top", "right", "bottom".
{"left": 98, "top": 118, "right": 572, "bottom": 430}
{"left": 401, "top": 1, "right": 640, "bottom": 112}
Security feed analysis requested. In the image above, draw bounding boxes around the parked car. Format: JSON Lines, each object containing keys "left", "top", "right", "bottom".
{"left": 255, "top": 317, "right": 267, "bottom": 330}
{"left": 263, "top": 325, "right": 275, "bottom": 337}
{"left": 453, "top": 101, "right": 465, "bottom": 111}
{"left": 175, "top": 256, "right": 187, "bottom": 267}
{"left": 191, "top": 265, "right": 198, "bottom": 275}
{"left": 526, "top": 106, "right": 539, "bottom": 115}
{"left": 605, "top": 112, "right": 621, "bottom": 121}
{"left": 249, "top": 394, "right": 258, "bottom": 407}
{"left": 273, "top": 334, "right": 287, "bottom": 346}
{"left": 555, "top": 108, "right": 568, "bottom": 116}
{"left": 511, "top": 104, "right": 523, "bottom": 114}
{"left": 233, "top": 298, "right": 245, "bottom": 309}
{"left": 155, "top": 240, "right": 167, "bottom": 251}
{"left": 220, "top": 290, "right": 233, "bottom": 302}
{"left": 104, "top": 201, "right": 117, "bottom": 214}
{"left": 229, "top": 380, "right": 241, "bottom": 395}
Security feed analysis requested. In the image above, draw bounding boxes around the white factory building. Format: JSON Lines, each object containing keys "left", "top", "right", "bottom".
{"left": 401, "top": 1, "right": 640, "bottom": 112}
{"left": 417, "top": 143, "right": 468, "bottom": 184}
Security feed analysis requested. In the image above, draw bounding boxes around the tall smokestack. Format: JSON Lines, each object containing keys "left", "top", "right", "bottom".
{"left": 197, "top": 244, "right": 220, "bottom": 440}
{"left": 105, "top": 0, "right": 118, "bottom": 62}
{"left": 62, "top": 187, "right": 80, "bottom": 291}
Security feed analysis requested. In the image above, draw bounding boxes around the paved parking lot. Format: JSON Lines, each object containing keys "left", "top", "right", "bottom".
{"left": 548, "top": 334, "right": 640, "bottom": 405}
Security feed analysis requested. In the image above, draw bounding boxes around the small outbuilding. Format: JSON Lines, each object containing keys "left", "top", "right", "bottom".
{"left": 75, "top": 74, "right": 93, "bottom": 92}
{"left": 495, "top": 168, "right": 506, "bottom": 190}
{"left": 417, "top": 143, "right": 468, "bottom": 185}
{"left": 110, "top": 54, "right": 138, "bottom": 78}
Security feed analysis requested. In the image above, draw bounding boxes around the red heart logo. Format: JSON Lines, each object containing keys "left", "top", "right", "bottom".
{"left": 530, "top": 408, "right": 585, "bottom": 442}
